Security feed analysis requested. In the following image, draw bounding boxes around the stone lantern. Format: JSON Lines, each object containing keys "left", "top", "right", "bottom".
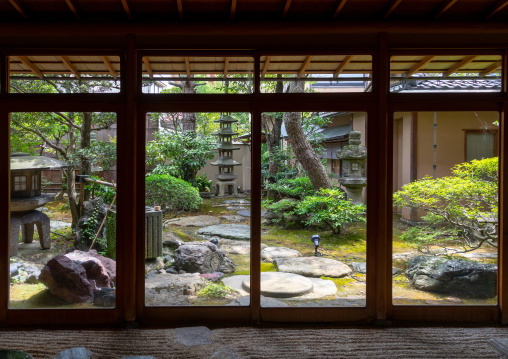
{"left": 336, "top": 130, "right": 367, "bottom": 205}
{"left": 9, "top": 153, "right": 72, "bottom": 256}
{"left": 211, "top": 115, "right": 242, "bottom": 196}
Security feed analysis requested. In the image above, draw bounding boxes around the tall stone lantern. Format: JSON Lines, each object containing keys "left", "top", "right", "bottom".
{"left": 211, "top": 115, "right": 242, "bottom": 196}
{"left": 336, "top": 130, "right": 367, "bottom": 205}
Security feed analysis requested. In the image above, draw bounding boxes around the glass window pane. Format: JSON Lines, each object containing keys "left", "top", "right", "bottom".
{"left": 390, "top": 55, "right": 502, "bottom": 93}
{"left": 259, "top": 111, "right": 367, "bottom": 307}
{"left": 392, "top": 111, "right": 499, "bottom": 305}
{"left": 9, "top": 112, "right": 118, "bottom": 309}
{"left": 145, "top": 112, "right": 251, "bottom": 307}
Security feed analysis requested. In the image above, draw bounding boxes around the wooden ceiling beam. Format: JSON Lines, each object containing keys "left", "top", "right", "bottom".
{"left": 332, "top": 0, "right": 348, "bottom": 19}
{"left": 101, "top": 56, "right": 117, "bottom": 80}
{"left": 485, "top": 0, "right": 508, "bottom": 19}
{"left": 8, "top": 0, "right": 28, "bottom": 19}
{"left": 17, "top": 56, "right": 43, "bottom": 79}
{"left": 443, "top": 55, "right": 477, "bottom": 77}
{"left": 298, "top": 56, "right": 313, "bottom": 79}
{"left": 282, "top": 0, "right": 292, "bottom": 18}
{"left": 177, "top": 0, "right": 184, "bottom": 20}
{"left": 185, "top": 57, "right": 191, "bottom": 78}
{"left": 120, "top": 0, "right": 132, "bottom": 19}
{"left": 333, "top": 55, "right": 353, "bottom": 78}
{"left": 261, "top": 56, "right": 272, "bottom": 79}
{"left": 384, "top": 0, "right": 402, "bottom": 19}
{"left": 404, "top": 55, "right": 435, "bottom": 78}
{"left": 479, "top": 61, "right": 502, "bottom": 77}
{"left": 434, "top": 0, "right": 459, "bottom": 19}
{"left": 143, "top": 57, "right": 153, "bottom": 79}
{"left": 59, "top": 56, "right": 81, "bottom": 79}
{"left": 224, "top": 57, "right": 230, "bottom": 77}
{"left": 64, "top": 0, "right": 80, "bottom": 19}
{"left": 231, "top": 0, "right": 237, "bottom": 19}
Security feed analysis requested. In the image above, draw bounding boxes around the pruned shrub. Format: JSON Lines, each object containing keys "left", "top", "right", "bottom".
{"left": 145, "top": 174, "right": 202, "bottom": 216}
{"left": 265, "top": 176, "right": 314, "bottom": 199}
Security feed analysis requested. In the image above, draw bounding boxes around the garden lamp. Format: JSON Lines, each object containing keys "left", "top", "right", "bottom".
{"left": 311, "top": 234, "right": 320, "bottom": 256}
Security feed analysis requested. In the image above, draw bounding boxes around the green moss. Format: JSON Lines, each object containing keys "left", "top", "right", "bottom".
{"left": 9, "top": 284, "right": 93, "bottom": 309}
{"left": 170, "top": 228, "right": 199, "bottom": 242}
{"left": 105, "top": 210, "right": 117, "bottom": 259}
{"left": 321, "top": 276, "right": 355, "bottom": 287}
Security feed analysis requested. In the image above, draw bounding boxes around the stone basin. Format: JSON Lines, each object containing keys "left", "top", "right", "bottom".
{"left": 10, "top": 193, "right": 56, "bottom": 212}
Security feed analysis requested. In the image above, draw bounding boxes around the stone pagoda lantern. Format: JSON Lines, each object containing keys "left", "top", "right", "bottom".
{"left": 336, "top": 130, "right": 367, "bottom": 205}
{"left": 9, "top": 153, "right": 72, "bottom": 256}
{"left": 211, "top": 115, "right": 242, "bottom": 197}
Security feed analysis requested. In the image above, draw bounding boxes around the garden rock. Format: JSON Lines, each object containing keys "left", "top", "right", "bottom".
{"left": 162, "top": 232, "right": 185, "bottom": 248}
{"left": 39, "top": 250, "right": 116, "bottom": 303}
{"left": 220, "top": 215, "right": 248, "bottom": 223}
{"left": 406, "top": 255, "right": 497, "bottom": 298}
{"left": 350, "top": 261, "right": 400, "bottom": 275}
{"left": 167, "top": 215, "right": 220, "bottom": 227}
{"left": 93, "top": 287, "right": 116, "bottom": 307}
{"left": 227, "top": 206, "right": 247, "bottom": 211}
{"left": 174, "top": 242, "right": 235, "bottom": 274}
{"left": 53, "top": 347, "right": 93, "bottom": 359}
{"left": 237, "top": 210, "right": 265, "bottom": 218}
{"left": 75, "top": 198, "right": 107, "bottom": 251}
{"left": 219, "top": 239, "right": 267, "bottom": 256}
{"left": 197, "top": 224, "right": 250, "bottom": 241}
{"left": 275, "top": 257, "right": 352, "bottom": 278}
{"left": 145, "top": 273, "right": 206, "bottom": 306}
{"left": 261, "top": 247, "right": 303, "bottom": 263}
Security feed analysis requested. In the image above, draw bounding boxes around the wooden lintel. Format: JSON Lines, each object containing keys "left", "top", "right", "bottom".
{"left": 405, "top": 55, "right": 435, "bottom": 78}
{"left": 101, "top": 56, "right": 118, "bottom": 80}
{"left": 486, "top": 0, "right": 508, "bottom": 19}
{"left": 177, "top": 0, "right": 184, "bottom": 20}
{"left": 333, "top": 55, "right": 353, "bottom": 78}
{"left": 443, "top": 55, "right": 477, "bottom": 77}
{"left": 479, "top": 61, "right": 502, "bottom": 77}
{"left": 261, "top": 56, "right": 272, "bottom": 79}
{"left": 8, "top": 0, "right": 28, "bottom": 19}
{"left": 64, "top": 0, "right": 80, "bottom": 19}
{"left": 224, "top": 57, "right": 230, "bottom": 78}
{"left": 59, "top": 56, "right": 81, "bottom": 79}
{"left": 298, "top": 56, "right": 313, "bottom": 78}
{"left": 332, "top": 0, "right": 348, "bottom": 18}
{"left": 185, "top": 57, "right": 191, "bottom": 78}
{"left": 282, "top": 0, "right": 292, "bottom": 18}
{"left": 384, "top": 0, "right": 402, "bottom": 19}
{"left": 143, "top": 57, "right": 153, "bottom": 79}
{"left": 17, "top": 56, "right": 43, "bottom": 79}
{"left": 120, "top": 0, "right": 132, "bottom": 19}
{"left": 434, "top": 0, "right": 459, "bottom": 19}
{"left": 231, "top": 0, "right": 237, "bottom": 19}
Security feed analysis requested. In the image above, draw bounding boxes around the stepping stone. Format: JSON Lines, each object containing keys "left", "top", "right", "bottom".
{"left": 488, "top": 338, "right": 508, "bottom": 357}
{"left": 226, "top": 206, "right": 247, "bottom": 211}
{"left": 237, "top": 210, "right": 265, "bottom": 217}
{"left": 53, "top": 347, "right": 93, "bottom": 359}
{"left": 220, "top": 215, "right": 248, "bottom": 223}
{"left": 275, "top": 257, "right": 352, "bottom": 278}
{"left": 262, "top": 247, "right": 303, "bottom": 263}
{"left": 222, "top": 275, "right": 337, "bottom": 300}
{"left": 242, "top": 272, "right": 314, "bottom": 298}
{"left": 197, "top": 224, "right": 250, "bottom": 240}
{"left": 166, "top": 215, "right": 220, "bottom": 227}
{"left": 227, "top": 295, "right": 289, "bottom": 307}
{"left": 174, "top": 326, "right": 212, "bottom": 346}
{"left": 219, "top": 239, "right": 267, "bottom": 255}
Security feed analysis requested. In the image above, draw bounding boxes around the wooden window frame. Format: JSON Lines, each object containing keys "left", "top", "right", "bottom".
{"left": 0, "top": 33, "right": 507, "bottom": 327}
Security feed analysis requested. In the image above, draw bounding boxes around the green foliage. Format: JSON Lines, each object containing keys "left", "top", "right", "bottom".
{"left": 146, "top": 130, "right": 215, "bottom": 185}
{"left": 105, "top": 210, "right": 117, "bottom": 259}
{"left": 267, "top": 188, "right": 366, "bottom": 234}
{"left": 86, "top": 176, "right": 117, "bottom": 205}
{"left": 261, "top": 145, "right": 299, "bottom": 184}
{"left": 265, "top": 177, "right": 314, "bottom": 199}
{"left": 294, "top": 188, "right": 366, "bottom": 234}
{"left": 145, "top": 174, "right": 202, "bottom": 216}
{"left": 195, "top": 173, "right": 213, "bottom": 192}
{"left": 197, "top": 283, "right": 236, "bottom": 299}
{"left": 82, "top": 201, "right": 100, "bottom": 245}
{"left": 394, "top": 157, "right": 498, "bottom": 255}
{"left": 69, "top": 139, "right": 117, "bottom": 171}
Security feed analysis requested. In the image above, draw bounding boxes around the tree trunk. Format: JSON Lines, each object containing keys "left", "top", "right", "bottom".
{"left": 81, "top": 112, "right": 93, "bottom": 200}
{"left": 284, "top": 80, "right": 332, "bottom": 190}
{"left": 66, "top": 167, "right": 79, "bottom": 229}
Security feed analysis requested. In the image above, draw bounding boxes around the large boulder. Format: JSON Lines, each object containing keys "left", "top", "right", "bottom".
{"left": 261, "top": 247, "right": 303, "bottom": 263}
{"left": 406, "top": 255, "right": 497, "bottom": 298}
{"left": 275, "top": 257, "right": 352, "bottom": 278}
{"left": 39, "top": 250, "right": 116, "bottom": 303}
{"left": 174, "top": 242, "right": 235, "bottom": 274}
{"left": 75, "top": 198, "right": 108, "bottom": 251}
